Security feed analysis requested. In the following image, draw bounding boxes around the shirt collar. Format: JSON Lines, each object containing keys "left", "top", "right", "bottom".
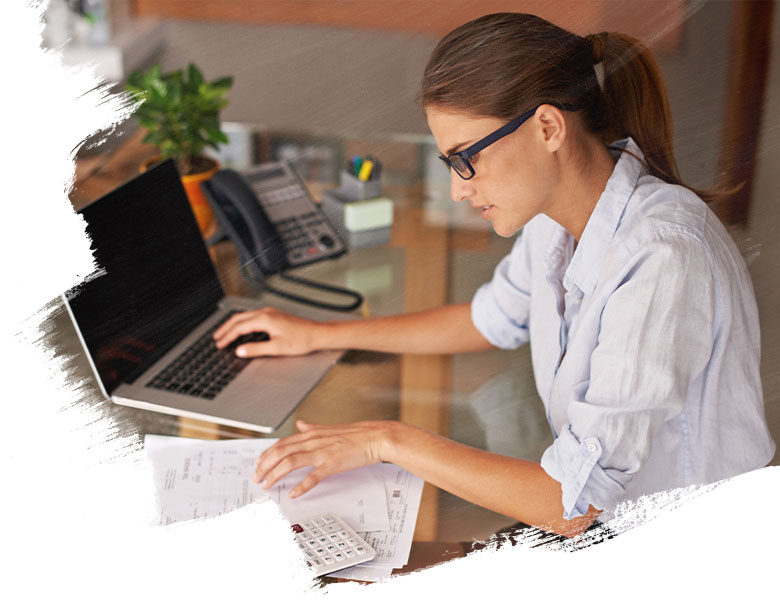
{"left": 563, "top": 137, "right": 645, "bottom": 295}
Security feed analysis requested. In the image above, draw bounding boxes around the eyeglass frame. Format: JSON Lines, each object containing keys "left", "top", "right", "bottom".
{"left": 438, "top": 103, "right": 581, "bottom": 180}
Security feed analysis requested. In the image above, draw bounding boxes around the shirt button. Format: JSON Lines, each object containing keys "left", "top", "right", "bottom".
{"left": 587, "top": 443, "right": 598, "bottom": 453}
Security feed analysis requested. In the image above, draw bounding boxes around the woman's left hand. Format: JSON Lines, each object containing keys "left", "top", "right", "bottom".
{"left": 253, "top": 419, "right": 395, "bottom": 498}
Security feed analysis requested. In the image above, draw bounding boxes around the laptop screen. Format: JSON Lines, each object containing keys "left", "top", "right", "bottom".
{"left": 66, "top": 160, "right": 224, "bottom": 395}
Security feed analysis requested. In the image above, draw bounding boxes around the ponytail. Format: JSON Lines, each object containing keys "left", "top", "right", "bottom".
{"left": 586, "top": 33, "right": 680, "bottom": 187}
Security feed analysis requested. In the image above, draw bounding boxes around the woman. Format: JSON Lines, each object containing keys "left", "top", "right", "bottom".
{"left": 213, "top": 13, "right": 774, "bottom": 538}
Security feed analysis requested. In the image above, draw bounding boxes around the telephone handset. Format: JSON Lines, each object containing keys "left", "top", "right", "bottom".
{"left": 204, "top": 168, "right": 287, "bottom": 276}
{"left": 201, "top": 161, "right": 362, "bottom": 312}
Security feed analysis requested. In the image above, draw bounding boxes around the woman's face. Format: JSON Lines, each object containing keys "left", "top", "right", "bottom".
{"left": 426, "top": 106, "right": 559, "bottom": 237}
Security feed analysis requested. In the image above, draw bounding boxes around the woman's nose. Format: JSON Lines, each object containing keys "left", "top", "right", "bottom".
{"left": 450, "top": 170, "right": 475, "bottom": 203}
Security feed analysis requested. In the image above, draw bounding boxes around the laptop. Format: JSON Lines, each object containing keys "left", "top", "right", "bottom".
{"left": 63, "top": 159, "right": 343, "bottom": 433}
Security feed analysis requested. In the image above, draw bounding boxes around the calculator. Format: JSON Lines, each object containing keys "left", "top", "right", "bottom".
{"left": 291, "top": 512, "right": 376, "bottom": 577}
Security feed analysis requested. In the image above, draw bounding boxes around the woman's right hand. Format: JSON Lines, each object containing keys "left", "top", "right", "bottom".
{"left": 213, "top": 307, "right": 323, "bottom": 357}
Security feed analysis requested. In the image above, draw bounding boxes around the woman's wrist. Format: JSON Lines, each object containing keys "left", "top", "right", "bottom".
{"left": 311, "top": 320, "right": 340, "bottom": 352}
{"left": 377, "top": 420, "right": 412, "bottom": 464}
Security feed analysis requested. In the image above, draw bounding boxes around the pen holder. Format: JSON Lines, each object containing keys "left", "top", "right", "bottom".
{"left": 339, "top": 169, "right": 381, "bottom": 201}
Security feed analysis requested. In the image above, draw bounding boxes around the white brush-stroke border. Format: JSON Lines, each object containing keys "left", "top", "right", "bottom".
{"left": 4, "top": 2, "right": 777, "bottom": 598}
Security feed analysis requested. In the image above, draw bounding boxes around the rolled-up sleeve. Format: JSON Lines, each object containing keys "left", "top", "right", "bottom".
{"left": 471, "top": 228, "right": 535, "bottom": 349}
{"left": 541, "top": 231, "right": 716, "bottom": 518}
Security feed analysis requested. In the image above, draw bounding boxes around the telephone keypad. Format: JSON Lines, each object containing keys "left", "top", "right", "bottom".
{"left": 242, "top": 162, "right": 346, "bottom": 267}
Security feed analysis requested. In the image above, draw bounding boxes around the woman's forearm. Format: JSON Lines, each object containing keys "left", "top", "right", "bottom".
{"left": 382, "top": 422, "right": 599, "bottom": 537}
{"left": 313, "top": 302, "right": 494, "bottom": 355}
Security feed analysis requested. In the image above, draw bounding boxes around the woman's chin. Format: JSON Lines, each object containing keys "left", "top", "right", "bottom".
{"left": 491, "top": 220, "right": 522, "bottom": 238}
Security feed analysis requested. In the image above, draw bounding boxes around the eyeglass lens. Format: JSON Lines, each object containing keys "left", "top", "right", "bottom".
{"left": 450, "top": 155, "right": 470, "bottom": 175}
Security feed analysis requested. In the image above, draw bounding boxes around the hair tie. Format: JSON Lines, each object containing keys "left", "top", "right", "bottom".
{"left": 593, "top": 62, "right": 605, "bottom": 90}
{"left": 587, "top": 32, "right": 607, "bottom": 64}
{"left": 587, "top": 33, "right": 607, "bottom": 90}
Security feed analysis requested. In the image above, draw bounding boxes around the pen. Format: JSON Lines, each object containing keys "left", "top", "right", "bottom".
{"left": 358, "top": 160, "right": 374, "bottom": 181}
{"left": 352, "top": 156, "right": 363, "bottom": 176}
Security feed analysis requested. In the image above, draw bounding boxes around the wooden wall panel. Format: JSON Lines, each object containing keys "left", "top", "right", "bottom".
{"left": 132, "top": 0, "right": 684, "bottom": 51}
{"left": 712, "top": 0, "right": 775, "bottom": 226}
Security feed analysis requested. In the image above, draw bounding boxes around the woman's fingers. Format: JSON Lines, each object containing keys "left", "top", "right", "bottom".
{"left": 235, "top": 339, "right": 278, "bottom": 358}
{"left": 213, "top": 310, "right": 269, "bottom": 347}
{"left": 257, "top": 451, "right": 319, "bottom": 490}
{"left": 213, "top": 309, "right": 261, "bottom": 338}
{"left": 251, "top": 421, "right": 390, "bottom": 497}
{"left": 290, "top": 471, "right": 326, "bottom": 498}
{"left": 212, "top": 313, "right": 250, "bottom": 341}
{"left": 254, "top": 435, "right": 325, "bottom": 483}
{"left": 213, "top": 308, "right": 318, "bottom": 356}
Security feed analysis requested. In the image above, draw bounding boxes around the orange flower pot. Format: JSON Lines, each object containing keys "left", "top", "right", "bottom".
{"left": 141, "top": 156, "right": 220, "bottom": 238}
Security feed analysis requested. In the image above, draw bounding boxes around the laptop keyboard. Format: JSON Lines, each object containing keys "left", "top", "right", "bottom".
{"left": 146, "top": 311, "right": 269, "bottom": 400}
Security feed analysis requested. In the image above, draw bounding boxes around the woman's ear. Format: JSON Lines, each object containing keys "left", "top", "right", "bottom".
{"left": 535, "top": 104, "right": 567, "bottom": 152}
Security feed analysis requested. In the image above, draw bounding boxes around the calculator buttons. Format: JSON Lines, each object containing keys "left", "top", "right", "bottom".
{"left": 290, "top": 512, "right": 376, "bottom": 577}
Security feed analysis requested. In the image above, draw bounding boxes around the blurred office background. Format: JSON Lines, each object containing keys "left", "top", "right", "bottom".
{"left": 51, "top": 0, "right": 779, "bottom": 533}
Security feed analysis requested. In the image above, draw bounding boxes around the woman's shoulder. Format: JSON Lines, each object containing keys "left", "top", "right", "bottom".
{"left": 616, "top": 175, "right": 724, "bottom": 256}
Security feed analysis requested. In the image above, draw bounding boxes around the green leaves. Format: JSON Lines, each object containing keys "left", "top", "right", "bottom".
{"left": 125, "top": 62, "right": 234, "bottom": 174}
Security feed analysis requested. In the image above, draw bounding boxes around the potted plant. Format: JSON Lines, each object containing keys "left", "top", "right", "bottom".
{"left": 126, "top": 63, "right": 234, "bottom": 236}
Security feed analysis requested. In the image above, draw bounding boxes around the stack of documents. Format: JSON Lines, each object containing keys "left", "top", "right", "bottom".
{"left": 144, "top": 435, "right": 423, "bottom": 581}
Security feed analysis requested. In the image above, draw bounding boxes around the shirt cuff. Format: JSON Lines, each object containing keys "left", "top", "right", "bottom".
{"left": 471, "top": 283, "right": 530, "bottom": 350}
{"left": 541, "top": 426, "right": 628, "bottom": 519}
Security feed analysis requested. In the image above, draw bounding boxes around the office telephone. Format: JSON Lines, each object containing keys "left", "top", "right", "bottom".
{"left": 201, "top": 161, "right": 362, "bottom": 311}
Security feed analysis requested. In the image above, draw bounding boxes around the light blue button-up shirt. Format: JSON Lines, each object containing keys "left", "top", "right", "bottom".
{"left": 471, "top": 138, "right": 775, "bottom": 519}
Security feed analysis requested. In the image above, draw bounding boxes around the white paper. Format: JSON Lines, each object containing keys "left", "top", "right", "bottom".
{"left": 144, "top": 435, "right": 390, "bottom": 532}
{"left": 329, "top": 563, "right": 395, "bottom": 582}
{"left": 330, "top": 462, "right": 424, "bottom": 580}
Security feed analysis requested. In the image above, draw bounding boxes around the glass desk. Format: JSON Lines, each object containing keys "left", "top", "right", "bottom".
{"left": 59, "top": 125, "right": 554, "bottom": 568}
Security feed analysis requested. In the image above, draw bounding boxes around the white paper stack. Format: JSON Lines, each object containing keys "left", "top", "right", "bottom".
{"left": 329, "top": 463, "right": 424, "bottom": 581}
{"left": 144, "top": 435, "right": 423, "bottom": 581}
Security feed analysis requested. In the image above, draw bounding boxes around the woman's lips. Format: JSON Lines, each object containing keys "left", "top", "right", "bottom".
{"left": 479, "top": 205, "right": 494, "bottom": 219}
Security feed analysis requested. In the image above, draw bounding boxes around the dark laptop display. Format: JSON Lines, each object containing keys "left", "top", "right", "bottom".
{"left": 66, "top": 160, "right": 223, "bottom": 394}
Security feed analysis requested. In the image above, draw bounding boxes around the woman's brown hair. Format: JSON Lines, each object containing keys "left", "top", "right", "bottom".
{"left": 421, "top": 13, "right": 721, "bottom": 202}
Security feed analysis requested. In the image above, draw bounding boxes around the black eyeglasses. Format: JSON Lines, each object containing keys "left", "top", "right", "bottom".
{"left": 438, "top": 103, "right": 580, "bottom": 180}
